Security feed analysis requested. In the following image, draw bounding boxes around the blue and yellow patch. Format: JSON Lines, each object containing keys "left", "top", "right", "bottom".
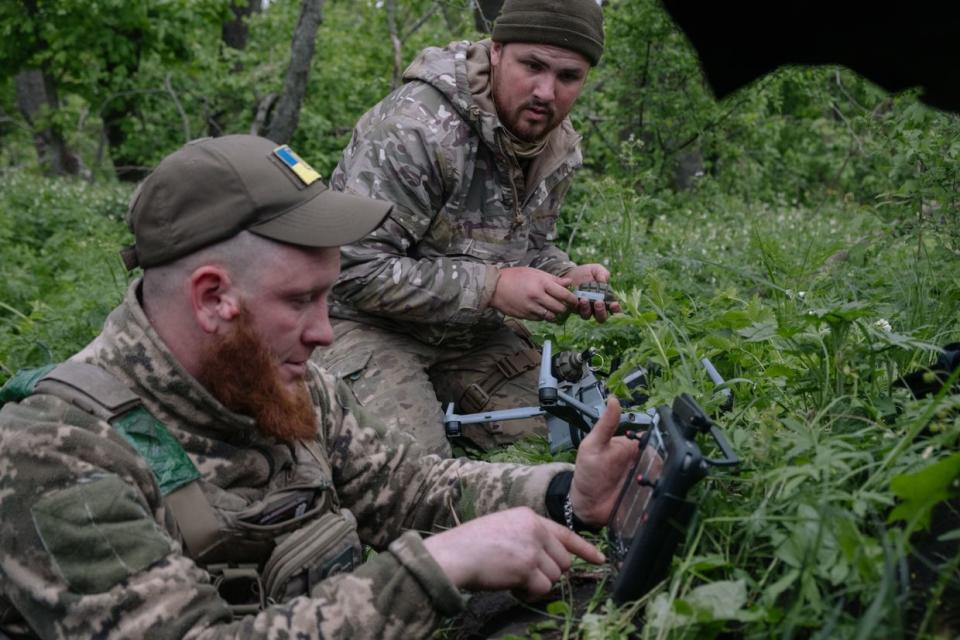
{"left": 273, "top": 145, "right": 321, "bottom": 186}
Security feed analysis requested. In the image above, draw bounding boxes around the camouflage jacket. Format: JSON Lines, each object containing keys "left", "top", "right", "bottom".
{"left": 0, "top": 281, "right": 571, "bottom": 639}
{"left": 330, "top": 39, "right": 581, "bottom": 348}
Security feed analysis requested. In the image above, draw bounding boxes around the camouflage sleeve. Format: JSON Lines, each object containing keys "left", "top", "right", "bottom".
{"left": 316, "top": 370, "right": 572, "bottom": 548}
{"left": 0, "top": 397, "right": 463, "bottom": 639}
{"left": 526, "top": 243, "right": 577, "bottom": 277}
{"left": 522, "top": 175, "right": 577, "bottom": 276}
{"left": 331, "top": 114, "right": 501, "bottom": 323}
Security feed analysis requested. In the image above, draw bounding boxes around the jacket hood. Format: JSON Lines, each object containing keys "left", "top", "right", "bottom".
{"left": 402, "top": 40, "right": 481, "bottom": 123}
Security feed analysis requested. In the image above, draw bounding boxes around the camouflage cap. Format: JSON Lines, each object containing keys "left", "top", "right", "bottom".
{"left": 121, "top": 135, "right": 392, "bottom": 270}
{"left": 492, "top": 0, "right": 604, "bottom": 66}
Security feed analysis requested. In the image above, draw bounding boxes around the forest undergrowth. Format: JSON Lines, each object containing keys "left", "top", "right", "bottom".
{"left": 2, "top": 169, "right": 957, "bottom": 638}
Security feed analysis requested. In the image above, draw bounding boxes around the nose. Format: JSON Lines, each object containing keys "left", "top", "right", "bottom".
{"left": 532, "top": 74, "right": 556, "bottom": 103}
{"left": 303, "top": 303, "right": 334, "bottom": 348}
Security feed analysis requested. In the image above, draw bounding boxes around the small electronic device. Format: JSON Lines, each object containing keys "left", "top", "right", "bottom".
{"left": 443, "top": 341, "right": 740, "bottom": 602}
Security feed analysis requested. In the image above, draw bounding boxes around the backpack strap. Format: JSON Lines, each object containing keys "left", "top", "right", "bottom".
{"left": 32, "top": 362, "right": 221, "bottom": 558}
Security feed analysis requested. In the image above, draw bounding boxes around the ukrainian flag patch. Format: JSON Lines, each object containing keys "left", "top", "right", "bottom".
{"left": 273, "top": 145, "right": 321, "bottom": 186}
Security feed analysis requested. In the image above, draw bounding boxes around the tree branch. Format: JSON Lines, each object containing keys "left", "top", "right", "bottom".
{"left": 163, "top": 73, "right": 191, "bottom": 143}
{"left": 251, "top": 93, "right": 278, "bottom": 136}
{"left": 665, "top": 76, "right": 775, "bottom": 158}
{"left": 402, "top": 3, "right": 440, "bottom": 41}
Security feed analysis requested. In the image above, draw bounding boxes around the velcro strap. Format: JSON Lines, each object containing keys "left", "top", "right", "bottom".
{"left": 459, "top": 348, "right": 541, "bottom": 413}
{"left": 165, "top": 481, "right": 221, "bottom": 559}
{"left": 495, "top": 348, "right": 540, "bottom": 380}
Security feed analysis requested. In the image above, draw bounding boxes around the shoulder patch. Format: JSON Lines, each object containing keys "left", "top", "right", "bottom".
{"left": 0, "top": 364, "right": 57, "bottom": 405}
{"left": 112, "top": 407, "right": 201, "bottom": 496}
{"left": 31, "top": 474, "right": 174, "bottom": 594}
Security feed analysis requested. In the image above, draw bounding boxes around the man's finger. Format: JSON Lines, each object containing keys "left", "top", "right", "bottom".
{"left": 539, "top": 296, "right": 568, "bottom": 315}
{"left": 515, "top": 570, "right": 554, "bottom": 600}
{"left": 545, "top": 281, "right": 579, "bottom": 306}
{"left": 536, "top": 549, "right": 565, "bottom": 583}
{"left": 544, "top": 519, "right": 605, "bottom": 564}
{"left": 593, "top": 300, "right": 608, "bottom": 323}
{"left": 582, "top": 395, "right": 621, "bottom": 448}
{"left": 577, "top": 299, "right": 592, "bottom": 319}
{"left": 541, "top": 529, "right": 574, "bottom": 574}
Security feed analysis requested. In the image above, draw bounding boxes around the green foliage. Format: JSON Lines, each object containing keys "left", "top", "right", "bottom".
{"left": 0, "top": 174, "right": 133, "bottom": 378}
{"left": 889, "top": 452, "right": 960, "bottom": 530}
{"left": 0, "top": 0, "right": 481, "bottom": 176}
{"left": 0, "top": 0, "right": 230, "bottom": 174}
{"left": 521, "top": 168, "right": 960, "bottom": 637}
{"left": 577, "top": 0, "right": 960, "bottom": 227}
{"left": 1, "top": 0, "right": 959, "bottom": 637}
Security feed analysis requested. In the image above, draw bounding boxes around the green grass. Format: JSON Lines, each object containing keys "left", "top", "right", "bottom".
{"left": 501, "top": 174, "right": 960, "bottom": 638}
{"left": 1, "top": 169, "right": 957, "bottom": 638}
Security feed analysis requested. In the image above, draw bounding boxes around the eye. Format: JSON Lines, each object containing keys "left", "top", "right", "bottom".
{"left": 289, "top": 293, "right": 316, "bottom": 309}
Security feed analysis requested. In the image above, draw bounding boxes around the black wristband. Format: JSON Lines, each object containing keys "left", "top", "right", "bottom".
{"left": 545, "top": 471, "right": 603, "bottom": 533}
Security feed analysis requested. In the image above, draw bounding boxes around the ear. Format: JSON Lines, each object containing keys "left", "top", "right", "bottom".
{"left": 189, "top": 266, "right": 241, "bottom": 334}
{"left": 490, "top": 41, "right": 503, "bottom": 66}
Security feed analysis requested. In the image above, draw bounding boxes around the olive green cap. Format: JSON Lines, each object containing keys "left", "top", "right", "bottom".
{"left": 492, "top": 0, "right": 604, "bottom": 66}
{"left": 121, "top": 135, "right": 392, "bottom": 270}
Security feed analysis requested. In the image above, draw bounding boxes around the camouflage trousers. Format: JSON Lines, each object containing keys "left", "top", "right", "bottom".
{"left": 314, "top": 319, "right": 546, "bottom": 456}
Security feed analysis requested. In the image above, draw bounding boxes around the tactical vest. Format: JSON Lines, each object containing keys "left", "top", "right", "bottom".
{"left": 1, "top": 362, "right": 362, "bottom": 616}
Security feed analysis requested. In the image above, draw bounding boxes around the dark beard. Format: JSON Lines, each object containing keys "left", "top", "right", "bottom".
{"left": 197, "top": 309, "right": 317, "bottom": 442}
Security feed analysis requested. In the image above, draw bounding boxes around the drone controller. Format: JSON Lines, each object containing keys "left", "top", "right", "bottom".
{"left": 444, "top": 340, "right": 740, "bottom": 603}
{"left": 607, "top": 393, "right": 739, "bottom": 602}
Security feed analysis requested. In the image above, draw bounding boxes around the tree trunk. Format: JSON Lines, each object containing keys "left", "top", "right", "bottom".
{"left": 14, "top": 69, "right": 82, "bottom": 177}
{"left": 222, "top": 0, "right": 263, "bottom": 50}
{"left": 672, "top": 149, "right": 705, "bottom": 191}
{"left": 101, "top": 89, "right": 148, "bottom": 182}
{"left": 264, "top": 0, "right": 324, "bottom": 144}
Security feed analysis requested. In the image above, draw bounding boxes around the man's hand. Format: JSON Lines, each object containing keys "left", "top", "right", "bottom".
{"left": 490, "top": 267, "right": 578, "bottom": 321}
{"left": 564, "top": 264, "right": 622, "bottom": 323}
{"left": 564, "top": 263, "right": 610, "bottom": 286}
{"left": 569, "top": 396, "right": 640, "bottom": 525}
{"left": 423, "top": 507, "right": 604, "bottom": 599}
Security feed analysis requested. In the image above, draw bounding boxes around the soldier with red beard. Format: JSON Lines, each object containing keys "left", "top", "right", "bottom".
{"left": 0, "top": 135, "right": 638, "bottom": 639}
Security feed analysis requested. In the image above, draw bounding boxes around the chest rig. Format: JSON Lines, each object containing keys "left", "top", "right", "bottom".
{"left": 8, "top": 362, "right": 362, "bottom": 615}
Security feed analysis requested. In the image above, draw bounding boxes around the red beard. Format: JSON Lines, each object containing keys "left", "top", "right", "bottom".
{"left": 198, "top": 309, "right": 317, "bottom": 442}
